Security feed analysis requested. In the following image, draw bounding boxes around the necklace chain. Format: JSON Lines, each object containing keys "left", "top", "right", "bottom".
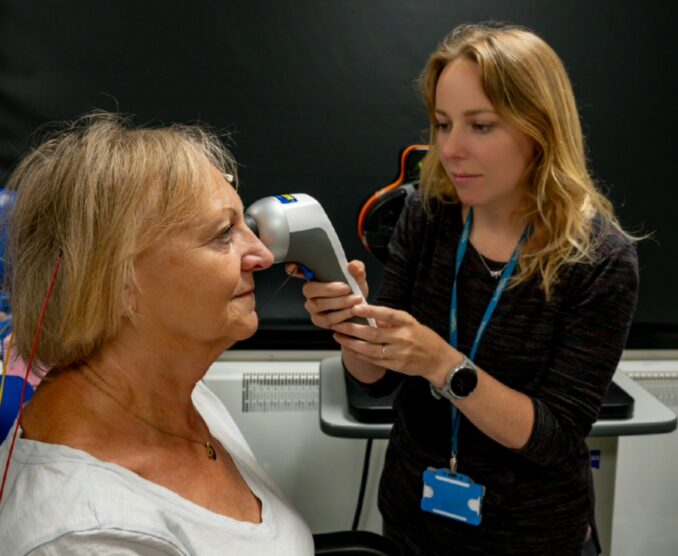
{"left": 476, "top": 250, "right": 508, "bottom": 279}
{"left": 80, "top": 367, "right": 217, "bottom": 461}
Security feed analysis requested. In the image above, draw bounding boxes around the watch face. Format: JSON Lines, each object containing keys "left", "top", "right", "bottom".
{"left": 450, "top": 367, "right": 478, "bottom": 397}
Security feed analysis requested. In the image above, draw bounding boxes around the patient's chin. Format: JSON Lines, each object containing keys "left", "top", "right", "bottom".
{"left": 235, "top": 313, "right": 259, "bottom": 341}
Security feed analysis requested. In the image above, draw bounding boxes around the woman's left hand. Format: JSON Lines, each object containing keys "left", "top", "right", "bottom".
{"left": 331, "top": 303, "right": 461, "bottom": 387}
{"left": 336, "top": 304, "right": 536, "bottom": 450}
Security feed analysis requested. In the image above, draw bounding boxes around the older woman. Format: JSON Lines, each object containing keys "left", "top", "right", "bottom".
{"left": 0, "top": 113, "right": 314, "bottom": 555}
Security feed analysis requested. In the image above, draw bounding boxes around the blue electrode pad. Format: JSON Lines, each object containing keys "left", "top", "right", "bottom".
{"left": 421, "top": 468, "right": 485, "bottom": 526}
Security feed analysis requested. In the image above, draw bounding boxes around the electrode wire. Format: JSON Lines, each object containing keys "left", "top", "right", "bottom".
{"left": 0, "top": 255, "right": 62, "bottom": 504}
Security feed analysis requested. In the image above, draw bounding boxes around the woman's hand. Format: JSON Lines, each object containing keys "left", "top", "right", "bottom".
{"left": 335, "top": 303, "right": 535, "bottom": 449}
{"left": 287, "top": 260, "right": 386, "bottom": 384}
{"left": 331, "top": 303, "right": 461, "bottom": 387}
{"left": 286, "top": 260, "right": 369, "bottom": 329}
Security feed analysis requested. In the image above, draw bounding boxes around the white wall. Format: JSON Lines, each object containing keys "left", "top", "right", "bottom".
{"left": 205, "top": 350, "right": 678, "bottom": 553}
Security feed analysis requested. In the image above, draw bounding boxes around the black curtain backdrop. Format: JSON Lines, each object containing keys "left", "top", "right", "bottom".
{"left": 0, "top": 0, "right": 676, "bottom": 348}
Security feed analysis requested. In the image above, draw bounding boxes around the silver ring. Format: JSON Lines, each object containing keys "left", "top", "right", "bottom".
{"left": 381, "top": 344, "right": 388, "bottom": 360}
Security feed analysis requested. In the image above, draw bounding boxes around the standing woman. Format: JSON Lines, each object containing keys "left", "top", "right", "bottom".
{"left": 295, "top": 23, "right": 638, "bottom": 555}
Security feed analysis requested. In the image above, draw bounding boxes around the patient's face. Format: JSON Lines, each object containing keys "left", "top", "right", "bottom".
{"left": 132, "top": 165, "right": 273, "bottom": 352}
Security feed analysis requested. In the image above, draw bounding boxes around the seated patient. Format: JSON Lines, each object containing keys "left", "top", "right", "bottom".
{"left": 0, "top": 113, "right": 314, "bottom": 555}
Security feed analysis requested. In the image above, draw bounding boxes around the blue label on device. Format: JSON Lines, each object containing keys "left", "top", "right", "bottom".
{"left": 275, "top": 194, "right": 298, "bottom": 204}
{"left": 298, "top": 264, "right": 315, "bottom": 281}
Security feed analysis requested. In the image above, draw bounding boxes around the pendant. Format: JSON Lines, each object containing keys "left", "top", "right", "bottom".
{"left": 489, "top": 269, "right": 502, "bottom": 279}
{"left": 205, "top": 441, "right": 217, "bottom": 461}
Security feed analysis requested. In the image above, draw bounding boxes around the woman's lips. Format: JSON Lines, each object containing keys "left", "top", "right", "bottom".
{"left": 234, "top": 289, "right": 254, "bottom": 298}
{"left": 452, "top": 173, "right": 482, "bottom": 184}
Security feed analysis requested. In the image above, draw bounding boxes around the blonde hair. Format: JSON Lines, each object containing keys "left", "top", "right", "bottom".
{"left": 5, "top": 112, "right": 237, "bottom": 369}
{"left": 419, "top": 22, "right": 630, "bottom": 299}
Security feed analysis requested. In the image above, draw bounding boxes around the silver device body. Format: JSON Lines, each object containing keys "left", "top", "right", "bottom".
{"left": 245, "top": 193, "right": 374, "bottom": 326}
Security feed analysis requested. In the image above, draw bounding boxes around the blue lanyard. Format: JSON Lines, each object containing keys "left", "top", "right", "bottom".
{"left": 448, "top": 208, "right": 528, "bottom": 466}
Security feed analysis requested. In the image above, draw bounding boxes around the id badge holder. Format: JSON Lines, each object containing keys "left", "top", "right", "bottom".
{"left": 421, "top": 467, "right": 485, "bottom": 526}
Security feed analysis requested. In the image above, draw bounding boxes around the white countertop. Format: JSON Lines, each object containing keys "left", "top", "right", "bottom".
{"left": 319, "top": 356, "right": 678, "bottom": 439}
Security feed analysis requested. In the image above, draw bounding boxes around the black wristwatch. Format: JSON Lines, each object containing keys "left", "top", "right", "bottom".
{"left": 430, "top": 355, "right": 478, "bottom": 401}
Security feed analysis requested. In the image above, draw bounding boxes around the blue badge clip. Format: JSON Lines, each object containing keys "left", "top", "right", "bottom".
{"left": 421, "top": 468, "right": 485, "bottom": 526}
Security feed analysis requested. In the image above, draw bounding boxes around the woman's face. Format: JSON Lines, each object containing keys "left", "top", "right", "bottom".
{"left": 434, "top": 58, "right": 535, "bottom": 215}
{"left": 132, "top": 165, "right": 273, "bottom": 351}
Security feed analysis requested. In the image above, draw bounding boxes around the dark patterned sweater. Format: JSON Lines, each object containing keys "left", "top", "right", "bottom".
{"left": 367, "top": 192, "right": 638, "bottom": 555}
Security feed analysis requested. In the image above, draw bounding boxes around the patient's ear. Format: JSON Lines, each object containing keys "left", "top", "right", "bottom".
{"left": 123, "top": 281, "right": 139, "bottom": 317}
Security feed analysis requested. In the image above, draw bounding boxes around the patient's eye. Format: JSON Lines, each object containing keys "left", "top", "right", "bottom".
{"left": 216, "top": 225, "right": 233, "bottom": 246}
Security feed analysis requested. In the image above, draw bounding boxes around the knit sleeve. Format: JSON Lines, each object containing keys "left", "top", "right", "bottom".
{"left": 517, "top": 230, "right": 639, "bottom": 466}
{"left": 354, "top": 192, "right": 427, "bottom": 396}
{"left": 374, "top": 191, "right": 425, "bottom": 311}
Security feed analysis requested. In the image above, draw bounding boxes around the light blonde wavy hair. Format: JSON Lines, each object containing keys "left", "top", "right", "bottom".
{"left": 419, "top": 22, "right": 631, "bottom": 299}
{"left": 5, "top": 112, "right": 237, "bottom": 369}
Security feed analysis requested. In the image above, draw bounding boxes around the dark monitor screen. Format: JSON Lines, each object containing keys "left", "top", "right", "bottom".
{"left": 0, "top": 1, "right": 675, "bottom": 349}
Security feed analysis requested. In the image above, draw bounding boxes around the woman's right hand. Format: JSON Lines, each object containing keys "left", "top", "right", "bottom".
{"left": 285, "top": 260, "right": 369, "bottom": 330}
{"left": 287, "top": 260, "right": 386, "bottom": 384}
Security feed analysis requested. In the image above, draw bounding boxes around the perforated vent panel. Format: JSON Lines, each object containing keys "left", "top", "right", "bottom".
{"left": 627, "top": 372, "right": 678, "bottom": 411}
{"left": 241, "top": 372, "right": 319, "bottom": 413}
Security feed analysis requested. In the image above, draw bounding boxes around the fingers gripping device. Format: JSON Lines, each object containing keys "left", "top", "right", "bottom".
{"left": 244, "top": 194, "right": 374, "bottom": 326}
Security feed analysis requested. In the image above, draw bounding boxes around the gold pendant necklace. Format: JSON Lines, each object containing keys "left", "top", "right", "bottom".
{"left": 80, "top": 367, "right": 218, "bottom": 461}
{"left": 205, "top": 441, "right": 217, "bottom": 460}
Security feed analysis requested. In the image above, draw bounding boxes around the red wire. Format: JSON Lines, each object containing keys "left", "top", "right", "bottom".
{"left": 0, "top": 255, "right": 62, "bottom": 503}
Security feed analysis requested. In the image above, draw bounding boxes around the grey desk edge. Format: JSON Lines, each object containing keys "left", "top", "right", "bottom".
{"left": 319, "top": 356, "right": 678, "bottom": 439}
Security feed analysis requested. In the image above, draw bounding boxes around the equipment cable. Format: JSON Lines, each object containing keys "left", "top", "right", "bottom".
{"left": 352, "top": 437, "right": 373, "bottom": 530}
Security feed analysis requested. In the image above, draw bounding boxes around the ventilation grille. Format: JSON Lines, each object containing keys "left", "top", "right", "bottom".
{"left": 627, "top": 372, "right": 678, "bottom": 411}
{"left": 242, "top": 372, "right": 319, "bottom": 413}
